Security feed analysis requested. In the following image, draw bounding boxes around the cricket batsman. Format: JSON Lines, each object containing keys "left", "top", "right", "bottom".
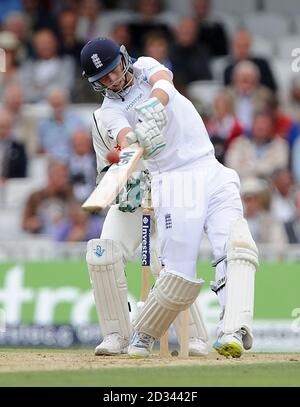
{"left": 80, "top": 37, "right": 259, "bottom": 358}
{"left": 85, "top": 115, "right": 209, "bottom": 356}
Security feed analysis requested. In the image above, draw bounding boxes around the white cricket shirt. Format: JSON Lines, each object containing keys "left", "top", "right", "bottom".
{"left": 99, "top": 56, "right": 215, "bottom": 173}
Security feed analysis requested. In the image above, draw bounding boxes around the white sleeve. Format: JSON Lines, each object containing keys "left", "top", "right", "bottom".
{"left": 134, "top": 56, "right": 173, "bottom": 83}
{"left": 100, "top": 106, "right": 131, "bottom": 142}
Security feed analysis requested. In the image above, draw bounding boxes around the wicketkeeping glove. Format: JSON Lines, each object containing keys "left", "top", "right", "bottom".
{"left": 135, "top": 97, "right": 168, "bottom": 131}
{"left": 126, "top": 120, "right": 166, "bottom": 159}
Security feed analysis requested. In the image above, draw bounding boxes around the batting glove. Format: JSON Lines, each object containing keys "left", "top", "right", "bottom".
{"left": 135, "top": 97, "right": 168, "bottom": 131}
{"left": 126, "top": 120, "right": 166, "bottom": 159}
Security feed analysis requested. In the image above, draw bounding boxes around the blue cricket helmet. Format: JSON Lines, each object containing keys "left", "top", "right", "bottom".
{"left": 80, "top": 37, "right": 121, "bottom": 83}
{"left": 80, "top": 37, "right": 134, "bottom": 98}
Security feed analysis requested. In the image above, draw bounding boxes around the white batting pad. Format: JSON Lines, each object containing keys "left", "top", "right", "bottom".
{"left": 176, "top": 295, "right": 209, "bottom": 343}
{"left": 86, "top": 239, "right": 132, "bottom": 340}
{"left": 133, "top": 270, "right": 204, "bottom": 339}
{"left": 223, "top": 218, "right": 259, "bottom": 349}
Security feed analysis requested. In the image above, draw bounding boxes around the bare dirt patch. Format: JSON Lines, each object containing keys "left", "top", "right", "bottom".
{"left": 0, "top": 350, "right": 299, "bottom": 373}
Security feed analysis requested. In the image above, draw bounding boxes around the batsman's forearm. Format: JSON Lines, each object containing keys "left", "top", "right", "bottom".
{"left": 150, "top": 88, "right": 169, "bottom": 106}
{"left": 117, "top": 127, "right": 133, "bottom": 149}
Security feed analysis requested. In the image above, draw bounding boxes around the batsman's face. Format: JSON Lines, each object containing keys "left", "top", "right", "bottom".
{"left": 100, "top": 63, "right": 126, "bottom": 91}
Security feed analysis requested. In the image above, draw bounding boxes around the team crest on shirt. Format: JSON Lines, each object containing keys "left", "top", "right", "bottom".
{"left": 91, "top": 53, "right": 103, "bottom": 68}
{"left": 165, "top": 213, "right": 172, "bottom": 229}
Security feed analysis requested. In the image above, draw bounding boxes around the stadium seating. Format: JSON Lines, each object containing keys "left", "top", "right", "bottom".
{"left": 187, "top": 80, "right": 223, "bottom": 110}
{"left": 276, "top": 36, "right": 300, "bottom": 59}
{"left": 210, "top": 0, "right": 258, "bottom": 15}
{"left": 243, "top": 12, "right": 291, "bottom": 39}
{"left": 263, "top": 0, "right": 300, "bottom": 15}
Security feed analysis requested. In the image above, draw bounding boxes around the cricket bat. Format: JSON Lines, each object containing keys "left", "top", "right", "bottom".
{"left": 82, "top": 143, "right": 143, "bottom": 212}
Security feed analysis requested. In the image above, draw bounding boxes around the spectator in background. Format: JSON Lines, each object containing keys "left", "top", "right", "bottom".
{"left": 271, "top": 168, "right": 296, "bottom": 224}
{"left": 287, "top": 77, "right": 300, "bottom": 122}
{"left": 224, "top": 31, "right": 277, "bottom": 93}
{"left": 0, "top": 109, "right": 27, "bottom": 182}
{"left": 58, "top": 8, "right": 85, "bottom": 62}
{"left": 21, "top": 0, "right": 59, "bottom": 35}
{"left": 0, "top": 0, "right": 22, "bottom": 25}
{"left": 241, "top": 177, "right": 288, "bottom": 245}
{"left": 22, "top": 160, "right": 74, "bottom": 235}
{"left": 143, "top": 31, "right": 172, "bottom": 71}
{"left": 127, "top": 0, "right": 173, "bottom": 56}
{"left": 38, "top": 88, "right": 85, "bottom": 161}
{"left": 285, "top": 190, "right": 300, "bottom": 244}
{"left": 170, "top": 17, "right": 212, "bottom": 88}
{"left": 206, "top": 91, "right": 243, "bottom": 163}
{"left": 77, "top": 0, "right": 113, "bottom": 42}
{"left": 0, "top": 31, "right": 21, "bottom": 98}
{"left": 226, "top": 61, "right": 273, "bottom": 135}
{"left": 2, "top": 83, "right": 38, "bottom": 155}
{"left": 193, "top": 0, "right": 228, "bottom": 57}
{"left": 53, "top": 200, "right": 101, "bottom": 242}
{"left": 20, "top": 29, "right": 75, "bottom": 103}
{"left": 3, "top": 12, "right": 32, "bottom": 60}
{"left": 292, "top": 135, "right": 300, "bottom": 185}
{"left": 225, "top": 111, "right": 289, "bottom": 179}
{"left": 69, "top": 128, "right": 96, "bottom": 203}
{"left": 111, "top": 22, "right": 137, "bottom": 57}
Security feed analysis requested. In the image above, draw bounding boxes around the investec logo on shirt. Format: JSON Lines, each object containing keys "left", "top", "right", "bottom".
{"left": 125, "top": 92, "right": 143, "bottom": 111}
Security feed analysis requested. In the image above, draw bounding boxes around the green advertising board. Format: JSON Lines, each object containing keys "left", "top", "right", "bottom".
{"left": 0, "top": 261, "right": 299, "bottom": 350}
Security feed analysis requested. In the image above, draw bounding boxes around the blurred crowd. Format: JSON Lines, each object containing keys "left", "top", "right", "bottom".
{"left": 0, "top": 0, "right": 300, "bottom": 245}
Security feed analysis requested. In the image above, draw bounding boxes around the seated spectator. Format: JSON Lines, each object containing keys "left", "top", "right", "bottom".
{"left": 127, "top": 0, "right": 174, "bottom": 56}
{"left": 241, "top": 177, "right": 288, "bottom": 245}
{"left": 21, "top": 0, "right": 59, "bottom": 34}
{"left": 224, "top": 31, "right": 277, "bottom": 92}
{"left": 271, "top": 168, "right": 296, "bottom": 224}
{"left": 111, "top": 22, "right": 136, "bottom": 57}
{"left": 287, "top": 77, "right": 300, "bottom": 122}
{"left": 193, "top": 0, "right": 229, "bottom": 57}
{"left": 58, "top": 8, "right": 85, "bottom": 62}
{"left": 77, "top": 0, "right": 114, "bottom": 42}
{"left": 285, "top": 190, "right": 300, "bottom": 244}
{"left": 22, "top": 160, "right": 74, "bottom": 235}
{"left": 20, "top": 29, "right": 75, "bottom": 103}
{"left": 206, "top": 91, "right": 243, "bottom": 163}
{"left": 38, "top": 88, "right": 85, "bottom": 162}
{"left": 292, "top": 134, "right": 300, "bottom": 185}
{"left": 0, "top": 108, "right": 27, "bottom": 182}
{"left": 3, "top": 12, "right": 33, "bottom": 61}
{"left": 143, "top": 31, "right": 172, "bottom": 71}
{"left": 226, "top": 61, "right": 274, "bottom": 134}
{"left": 69, "top": 129, "right": 96, "bottom": 203}
{"left": 53, "top": 200, "right": 102, "bottom": 242}
{"left": 0, "top": 0, "right": 22, "bottom": 25}
{"left": 225, "top": 112, "right": 289, "bottom": 179}
{"left": 0, "top": 31, "right": 21, "bottom": 98}
{"left": 170, "top": 17, "right": 212, "bottom": 87}
{"left": 3, "top": 83, "right": 38, "bottom": 155}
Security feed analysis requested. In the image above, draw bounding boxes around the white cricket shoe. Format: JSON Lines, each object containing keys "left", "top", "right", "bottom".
{"left": 213, "top": 329, "right": 246, "bottom": 358}
{"left": 188, "top": 338, "right": 209, "bottom": 356}
{"left": 128, "top": 331, "right": 155, "bottom": 358}
{"left": 95, "top": 333, "right": 129, "bottom": 356}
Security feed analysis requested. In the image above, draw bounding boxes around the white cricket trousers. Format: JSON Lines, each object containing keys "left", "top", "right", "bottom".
{"left": 151, "top": 156, "right": 243, "bottom": 281}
